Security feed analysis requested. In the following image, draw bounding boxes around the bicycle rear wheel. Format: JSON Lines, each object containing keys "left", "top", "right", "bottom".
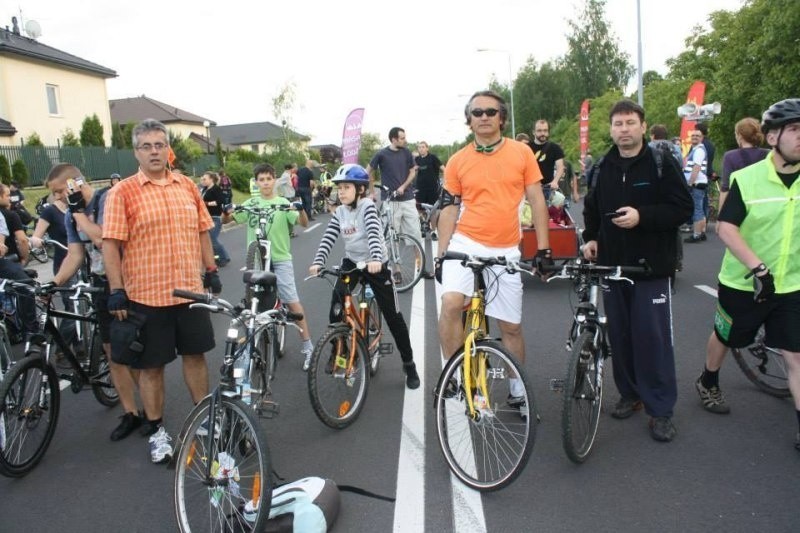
{"left": 561, "top": 330, "right": 603, "bottom": 463}
{"left": 387, "top": 232, "right": 424, "bottom": 293}
{"left": 434, "top": 339, "right": 535, "bottom": 491}
{"left": 0, "top": 355, "right": 60, "bottom": 477}
{"left": 89, "top": 326, "right": 119, "bottom": 407}
{"left": 367, "top": 297, "right": 382, "bottom": 377}
{"left": 174, "top": 396, "right": 272, "bottom": 533}
{"left": 731, "top": 328, "right": 790, "bottom": 398}
{"left": 307, "top": 325, "right": 369, "bottom": 429}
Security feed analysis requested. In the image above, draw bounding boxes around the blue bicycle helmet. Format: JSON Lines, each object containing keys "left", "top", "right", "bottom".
{"left": 332, "top": 164, "right": 369, "bottom": 184}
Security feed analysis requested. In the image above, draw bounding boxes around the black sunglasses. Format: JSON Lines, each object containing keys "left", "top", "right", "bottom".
{"left": 470, "top": 108, "right": 500, "bottom": 118}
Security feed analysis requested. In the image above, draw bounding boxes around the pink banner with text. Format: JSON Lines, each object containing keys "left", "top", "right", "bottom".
{"left": 341, "top": 108, "right": 365, "bottom": 164}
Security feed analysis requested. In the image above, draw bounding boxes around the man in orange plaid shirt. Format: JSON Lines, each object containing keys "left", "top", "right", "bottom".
{"left": 103, "top": 119, "right": 221, "bottom": 464}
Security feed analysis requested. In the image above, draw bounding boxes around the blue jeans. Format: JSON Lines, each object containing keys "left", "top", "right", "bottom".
{"left": 210, "top": 216, "right": 230, "bottom": 263}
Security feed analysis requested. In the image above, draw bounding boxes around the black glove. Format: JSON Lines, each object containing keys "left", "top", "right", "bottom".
{"left": 534, "top": 248, "right": 554, "bottom": 277}
{"left": 292, "top": 201, "right": 304, "bottom": 211}
{"left": 67, "top": 191, "right": 86, "bottom": 213}
{"left": 203, "top": 269, "right": 222, "bottom": 294}
{"left": 752, "top": 271, "right": 775, "bottom": 303}
{"left": 108, "top": 289, "right": 129, "bottom": 312}
{"left": 434, "top": 256, "right": 443, "bottom": 284}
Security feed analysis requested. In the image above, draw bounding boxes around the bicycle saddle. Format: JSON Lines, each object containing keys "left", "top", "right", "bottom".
{"left": 243, "top": 270, "right": 277, "bottom": 288}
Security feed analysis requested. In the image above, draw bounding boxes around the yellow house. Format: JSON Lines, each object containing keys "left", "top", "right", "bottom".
{"left": 0, "top": 22, "right": 116, "bottom": 147}
{"left": 109, "top": 95, "right": 216, "bottom": 150}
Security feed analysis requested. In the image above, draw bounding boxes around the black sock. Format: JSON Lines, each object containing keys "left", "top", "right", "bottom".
{"left": 796, "top": 410, "right": 800, "bottom": 433}
{"left": 701, "top": 367, "right": 719, "bottom": 389}
{"left": 147, "top": 417, "right": 162, "bottom": 428}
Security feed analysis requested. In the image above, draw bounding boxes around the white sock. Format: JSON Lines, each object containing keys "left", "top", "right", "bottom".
{"left": 509, "top": 378, "right": 524, "bottom": 397}
{"left": 302, "top": 339, "right": 313, "bottom": 352}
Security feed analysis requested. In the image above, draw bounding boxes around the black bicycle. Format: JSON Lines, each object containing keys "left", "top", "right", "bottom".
{"left": 0, "top": 280, "right": 113, "bottom": 477}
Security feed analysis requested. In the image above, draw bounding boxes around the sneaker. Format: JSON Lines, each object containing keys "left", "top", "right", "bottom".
{"left": 110, "top": 411, "right": 142, "bottom": 441}
{"left": 699, "top": 233, "right": 707, "bottom": 241}
{"left": 403, "top": 362, "right": 420, "bottom": 390}
{"left": 392, "top": 271, "right": 403, "bottom": 285}
{"left": 679, "top": 224, "right": 692, "bottom": 233}
{"left": 684, "top": 234, "right": 704, "bottom": 243}
{"left": 611, "top": 398, "right": 643, "bottom": 419}
{"left": 507, "top": 394, "right": 529, "bottom": 420}
{"left": 695, "top": 377, "right": 730, "bottom": 414}
{"left": 649, "top": 416, "right": 677, "bottom": 442}
{"left": 302, "top": 348, "right": 313, "bottom": 372}
{"left": 196, "top": 415, "right": 220, "bottom": 438}
{"left": 431, "top": 231, "right": 438, "bottom": 241}
{"left": 148, "top": 426, "right": 173, "bottom": 464}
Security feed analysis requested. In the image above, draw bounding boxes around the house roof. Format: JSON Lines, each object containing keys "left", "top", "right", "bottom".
{"left": 211, "top": 122, "right": 309, "bottom": 146}
{"left": 0, "top": 117, "right": 16, "bottom": 136}
{"left": 109, "top": 95, "right": 215, "bottom": 127}
{"left": 0, "top": 27, "right": 116, "bottom": 78}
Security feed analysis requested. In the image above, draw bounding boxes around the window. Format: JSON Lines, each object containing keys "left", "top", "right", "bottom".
{"left": 251, "top": 144, "right": 259, "bottom": 152}
{"left": 46, "top": 84, "right": 60, "bottom": 115}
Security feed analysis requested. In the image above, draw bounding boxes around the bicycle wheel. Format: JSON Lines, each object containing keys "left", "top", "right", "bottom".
{"left": 307, "top": 325, "right": 369, "bottom": 429}
{"left": 0, "top": 355, "right": 60, "bottom": 477}
{"left": 731, "top": 328, "right": 790, "bottom": 398}
{"left": 174, "top": 396, "right": 272, "bottom": 533}
{"left": 275, "top": 318, "right": 286, "bottom": 359}
{"left": 367, "top": 297, "right": 382, "bottom": 377}
{"left": 387, "top": 232, "right": 424, "bottom": 293}
{"left": 75, "top": 297, "right": 93, "bottom": 358}
{"left": 434, "top": 339, "right": 535, "bottom": 491}
{"left": 89, "top": 326, "right": 119, "bottom": 407}
{"left": 250, "top": 329, "right": 273, "bottom": 405}
{"left": 561, "top": 330, "right": 603, "bottom": 463}
{"left": 244, "top": 241, "right": 267, "bottom": 306}
{"left": 0, "top": 322, "right": 13, "bottom": 376}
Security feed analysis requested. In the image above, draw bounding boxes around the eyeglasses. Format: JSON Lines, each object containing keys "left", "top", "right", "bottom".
{"left": 136, "top": 142, "right": 168, "bottom": 151}
{"left": 470, "top": 108, "right": 500, "bottom": 118}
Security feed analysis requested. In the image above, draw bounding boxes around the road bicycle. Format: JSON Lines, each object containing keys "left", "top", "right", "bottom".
{"left": 170, "top": 274, "right": 295, "bottom": 531}
{"left": 416, "top": 198, "right": 439, "bottom": 241}
{"left": 0, "top": 279, "right": 114, "bottom": 478}
{"left": 432, "top": 251, "right": 536, "bottom": 491}
{"left": 305, "top": 262, "right": 390, "bottom": 429}
{"left": 378, "top": 186, "right": 425, "bottom": 293}
{"left": 546, "top": 259, "right": 647, "bottom": 464}
{"left": 731, "top": 327, "right": 790, "bottom": 398}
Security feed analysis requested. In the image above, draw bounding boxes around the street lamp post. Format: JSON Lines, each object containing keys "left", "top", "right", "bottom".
{"left": 203, "top": 120, "right": 211, "bottom": 154}
{"left": 476, "top": 48, "right": 516, "bottom": 138}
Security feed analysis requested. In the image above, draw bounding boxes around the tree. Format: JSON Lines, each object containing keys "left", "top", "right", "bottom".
{"left": 215, "top": 138, "right": 225, "bottom": 167}
{"left": 0, "top": 154, "right": 11, "bottom": 185}
{"left": 357, "top": 132, "right": 382, "bottom": 168}
{"left": 25, "top": 132, "right": 43, "bottom": 146}
{"left": 168, "top": 132, "right": 203, "bottom": 172}
{"left": 11, "top": 159, "right": 29, "bottom": 186}
{"left": 61, "top": 128, "right": 80, "bottom": 147}
{"left": 512, "top": 59, "right": 573, "bottom": 134}
{"left": 80, "top": 114, "right": 105, "bottom": 146}
{"left": 563, "top": 0, "right": 633, "bottom": 108}
{"left": 111, "top": 121, "right": 126, "bottom": 149}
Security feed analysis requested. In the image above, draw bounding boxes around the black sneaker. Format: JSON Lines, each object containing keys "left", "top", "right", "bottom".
{"left": 684, "top": 234, "right": 704, "bottom": 243}
{"left": 403, "top": 362, "right": 420, "bottom": 389}
{"left": 649, "top": 416, "right": 677, "bottom": 442}
{"left": 111, "top": 411, "right": 143, "bottom": 441}
{"left": 611, "top": 398, "right": 643, "bottom": 419}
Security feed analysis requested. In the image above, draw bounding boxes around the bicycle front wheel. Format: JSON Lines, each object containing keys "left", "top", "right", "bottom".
{"left": 367, "top": 297, "right": 382, "bottom": 377}
{"left": 434, "top": 339, "right": 535, "bottom": 491}
{"left": 89, "top": 326, "right": 119, "bottom": 407}
{"left": 387, "top": 233, "right": 424, "bottom": 292}
{"left": 731, "top": 328, "right": 790, "bottom": 398}
{"left": 244, "top": 241, "right": 267, "bottom": 307}
{"left": 307, "top": 325, "right": 369, "bottom": 429}
{"left": 0, "top": 355, "right": 60, "bottom": 477}
{"left": 561, "top": 330, "right": 603, "bottom": 463}
{"left": 174, "top": 396, "right": 272, "bottom": 533}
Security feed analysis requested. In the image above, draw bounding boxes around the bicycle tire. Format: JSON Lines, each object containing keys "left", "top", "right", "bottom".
{"left": 252, "top": 329, "right": 273, "bottom": 402}
{"left": 387, "top": 232, "right": 424, "bottom": 293}
{"left": 244, "top": 241, "right": 267, "bottom": 307}
{"left": 275, "top": 319, "right": 286, "bottom": 359}
{"left": 174, "top": 396, "right": 272, "bottom": 533}
{"left": 434, "top": 339, "right": 535, "bottom": 491}
{"left": 731, "top": 328, "right": 791, "bottom": 398}
{"left": 89, "top": 326, "right": 119, "bottom": 407}
{"left": 561, "top": 330, "right": 603, "bottom": 463}
{"left": 367, "top": 297, "right": 382, "bottom": 377}
{"left": 0, "top": 355, "right": 60, "bottom": 478}
{"left": 0, "top": 322, "right": 13, "bottom": 376}
{"left": 307, "top": 325, "right": 369, "bottom": 429}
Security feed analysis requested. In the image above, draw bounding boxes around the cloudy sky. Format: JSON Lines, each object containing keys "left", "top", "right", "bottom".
{"left": 6, "top": 0, "right": 742, "bottom": 146}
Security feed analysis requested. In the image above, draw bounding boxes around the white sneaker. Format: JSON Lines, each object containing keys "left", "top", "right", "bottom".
{"left": 148, "top": 426, "right": 173, "bottom": 464}
{"left": 302, "top": 348, "right": 313, "bottom": 372}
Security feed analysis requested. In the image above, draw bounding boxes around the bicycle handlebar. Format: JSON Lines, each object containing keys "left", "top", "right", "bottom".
{"left": 172, "top": 289, "right": 213, "bottom": 303}
{"left": 305, "top": 261, "right": 369, "bottom": 281}
{"left": 438, "top": 251, "right": 535, "bottom": 275}
{"left": 545, "top": 259, "right": 650, "bottom": 284}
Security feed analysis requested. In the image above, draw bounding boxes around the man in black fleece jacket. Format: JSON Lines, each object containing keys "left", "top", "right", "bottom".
{"left": 583, "top": 99, "right": 693, "bottom": 443}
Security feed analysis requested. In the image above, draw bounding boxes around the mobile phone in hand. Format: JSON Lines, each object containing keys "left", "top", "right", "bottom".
{"left": 604, "top": 211, "right": 622, "bottom": 219}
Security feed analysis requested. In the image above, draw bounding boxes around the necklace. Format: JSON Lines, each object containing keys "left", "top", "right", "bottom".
{"left": 474, "top": 138, "right": 503, "bottom": 153}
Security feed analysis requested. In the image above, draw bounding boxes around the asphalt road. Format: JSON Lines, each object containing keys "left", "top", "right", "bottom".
{"left": 1, "top": 204, "right": 798, "bottom": 533}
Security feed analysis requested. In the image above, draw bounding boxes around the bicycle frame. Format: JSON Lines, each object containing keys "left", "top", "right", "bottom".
{"left": 337, "top": 272, "right": 372, "bottom": 374}
{"left": 462, "top": 275, "right": 490, "bottom": 420}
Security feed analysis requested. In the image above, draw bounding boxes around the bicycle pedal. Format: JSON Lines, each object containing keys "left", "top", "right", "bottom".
{"left": 256, "top": 400, "right": 280, "bottom": 418}
{"left": 549, "top": 378, "right": 565, "bottom": 393}
{"left": 378, "top": 343, "right": 393, "bottom": 355}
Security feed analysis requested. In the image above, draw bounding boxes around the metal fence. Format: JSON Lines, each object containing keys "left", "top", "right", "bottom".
{"left": 0, "top": 146, "right": 219, "bottom": 185}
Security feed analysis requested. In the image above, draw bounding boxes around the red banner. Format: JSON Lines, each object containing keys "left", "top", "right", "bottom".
{"left": 679, "top": 81, "right": 706, "bottom": 157}
{"left": 579, "top": 99, "right": 590, "bottom": 169}
{"left": 341, "top": 108, "right": 365, "bottom": 165}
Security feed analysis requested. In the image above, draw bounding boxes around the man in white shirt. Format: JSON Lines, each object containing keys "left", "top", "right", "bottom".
{"left": 683, "top": 129, "right": 709, "bottom": 242}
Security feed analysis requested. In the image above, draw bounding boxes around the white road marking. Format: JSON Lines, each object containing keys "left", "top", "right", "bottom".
{"left": 695, "top": 284, "right": 718, "bottom": 298}
{"left": 60, "top": 379, "right": 70, "bottom": 390}
{"left": 304, "top": 222, "right": 322, "bottom": 233}
{"left": 393, "top": 280, "right": 426, "bottom": 532}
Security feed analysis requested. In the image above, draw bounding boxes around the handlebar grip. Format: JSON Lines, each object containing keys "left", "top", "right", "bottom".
{"left": 539, "top": 263, "right": 563, "bottom": 273}
{"left": 172, "top": 289, "right": 212, "bottom": 303}
{"left": 286, "top": 311, "right": 304, "bottom": 321}
{"left": 440, "top": 251, "right": 469, "bottom": 262}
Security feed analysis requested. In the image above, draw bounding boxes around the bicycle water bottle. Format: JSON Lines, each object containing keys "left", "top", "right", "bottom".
{"left": 364, "top": 284, "right": 374, "bottom": 301}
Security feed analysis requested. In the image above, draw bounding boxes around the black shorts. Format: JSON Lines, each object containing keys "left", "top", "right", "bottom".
{"left": 127, "top": 301, "right": 215, "bottom": 369}
{"left": 90, "top": 275, "right": 112, "bottom": 344}
{"left": 415, "top": 188, "right": 439, "bottom": 206}
{"left": 714, "top": 284, "right": 800, "bottom": 351}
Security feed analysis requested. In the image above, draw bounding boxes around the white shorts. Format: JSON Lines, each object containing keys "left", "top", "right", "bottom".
{"left": 440, "top": 233, "right": 522, "bottom": 324}
{"left": 390, "top": 199, "right": 422, "bottom": 241}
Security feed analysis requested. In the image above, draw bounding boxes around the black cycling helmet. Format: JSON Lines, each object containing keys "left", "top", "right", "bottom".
{"left": 761, "top": 98, "right": 800, "bottom": 133}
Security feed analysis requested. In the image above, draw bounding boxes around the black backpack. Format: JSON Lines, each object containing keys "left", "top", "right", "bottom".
{"left": 585, "top": 144, "right": 678, "bottom": 191}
